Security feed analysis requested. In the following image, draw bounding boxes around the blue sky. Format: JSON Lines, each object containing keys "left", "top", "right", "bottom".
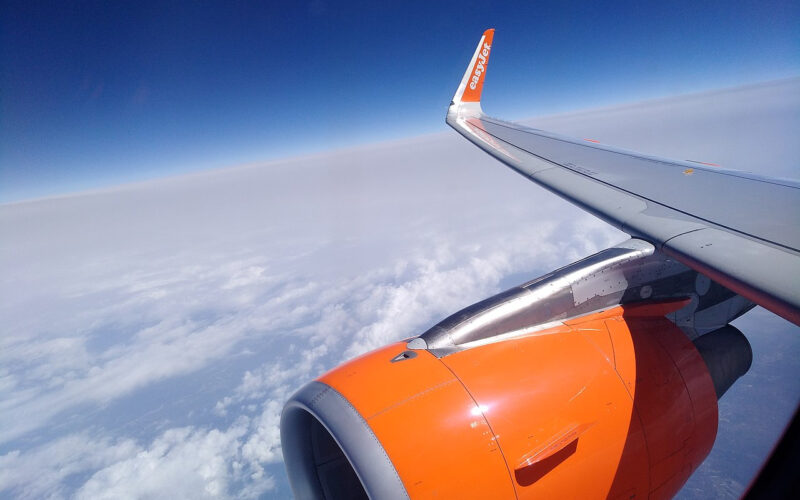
{"left": 2, "top": 0, "right": 798, "bottom": 202}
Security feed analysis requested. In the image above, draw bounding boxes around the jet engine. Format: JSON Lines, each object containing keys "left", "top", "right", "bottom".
{"left": 281, "top": 240, "right": 753, "bottom": 499}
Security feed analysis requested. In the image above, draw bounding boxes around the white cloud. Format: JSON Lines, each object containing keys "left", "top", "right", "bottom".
{"left": 0, "top": 210, "right": 613, "bottom": 498}
{"left": 0, "top": 433, "right": 139, "bottom": 499}
{"left": 74, "top": 424, "right": 262, "bottom": 500}
{"left": 0, "top": 80, "right": 795, "bottom": 498}
{"left": 2, "top": 415, "right": 282, "bottom": 499}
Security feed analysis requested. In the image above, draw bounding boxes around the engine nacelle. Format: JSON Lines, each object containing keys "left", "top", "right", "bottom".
{"left": 281, "top": 240, "right": 754, "bottom": 498}
{"left": 282, "top": 301, "right": 727, "bottom": 499}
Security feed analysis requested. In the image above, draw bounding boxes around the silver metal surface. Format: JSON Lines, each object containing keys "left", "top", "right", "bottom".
{"left": 405, "top": 337, "right": 427, "bottom": 350}
{"left": 418, "top": 239, "right": 754, "bottom": 355}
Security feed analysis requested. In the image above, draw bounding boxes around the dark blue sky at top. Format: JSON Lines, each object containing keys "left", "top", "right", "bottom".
{"left": 1, "top": 1, "right": 798, "bottom": 202}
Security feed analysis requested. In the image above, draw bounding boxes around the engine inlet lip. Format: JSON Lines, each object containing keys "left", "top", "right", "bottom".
{"left": 280, "top": 381, "right": 410, "bottom": 500}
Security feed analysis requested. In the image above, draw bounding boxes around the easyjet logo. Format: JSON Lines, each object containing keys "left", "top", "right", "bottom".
{"left": 469, "top": 42, "right": 491, "bottom": 90}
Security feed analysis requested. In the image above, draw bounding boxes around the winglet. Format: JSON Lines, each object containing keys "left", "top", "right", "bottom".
{"left": 451, "top": 29, "right": 495, "bottom": 108}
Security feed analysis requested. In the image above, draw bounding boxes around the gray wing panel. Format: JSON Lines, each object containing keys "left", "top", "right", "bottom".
{"left": 446, "top": 110, "right": 800, "bottom": 325}
{"left": 477, "top": 117, "right": 800, "bottom": 251}
{"left": 663, "top": 229, "right": 800, "bottom": 325}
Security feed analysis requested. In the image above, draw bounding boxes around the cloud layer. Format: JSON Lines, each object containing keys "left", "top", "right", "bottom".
{"left": 1, "top": 80, "right": 798, "bottom": 498}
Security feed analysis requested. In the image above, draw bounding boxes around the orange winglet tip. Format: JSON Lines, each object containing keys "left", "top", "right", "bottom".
{"left": 460, "top": 28, "right": 495, "bottom": 103}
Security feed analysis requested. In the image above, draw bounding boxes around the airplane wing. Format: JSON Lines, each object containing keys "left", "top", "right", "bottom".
{"left": 447, "top": 29, "right": 800, "bottom": 326}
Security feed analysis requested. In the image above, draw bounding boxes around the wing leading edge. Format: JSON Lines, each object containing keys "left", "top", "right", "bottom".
{"left": 447, "top": 30, "right": 800, "bottom": 326}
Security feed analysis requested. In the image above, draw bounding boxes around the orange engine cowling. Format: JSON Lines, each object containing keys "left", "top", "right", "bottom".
{"left": 281, "top": 301, "right": 722, "bottom": 499}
